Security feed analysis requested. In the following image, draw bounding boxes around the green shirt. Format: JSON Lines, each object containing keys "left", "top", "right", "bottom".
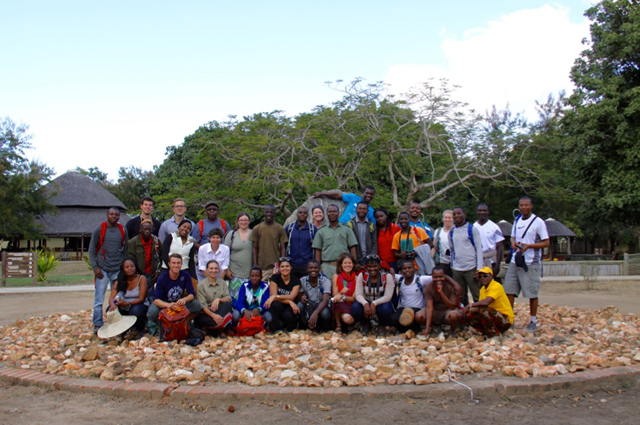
{"left": 312, "top": 223, "right": 358, "bottom": 262}
{"left": 197, "top": 277, "right": 231, "bottom": 306}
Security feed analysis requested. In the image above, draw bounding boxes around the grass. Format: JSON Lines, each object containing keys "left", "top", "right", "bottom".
{"left": 1, "top": 261, "right": 94, "bottom": 287}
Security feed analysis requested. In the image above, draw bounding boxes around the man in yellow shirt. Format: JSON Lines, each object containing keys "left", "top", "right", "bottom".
{"left": 463, "top": 267, "right": 513, "bottom": 337}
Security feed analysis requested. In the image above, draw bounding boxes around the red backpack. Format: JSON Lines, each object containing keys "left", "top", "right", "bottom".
{"left": 159, "top": 305, "right": 190, "bottom": 342}
{"left": 235, "top": 316, "right": 265, "bottom": 336}
{"left": 198, "top": 219, "right": 228, "bottom": 239}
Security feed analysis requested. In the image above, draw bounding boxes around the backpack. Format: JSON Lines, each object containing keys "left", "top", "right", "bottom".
{"left": 96, "top": 222, "right": 125, "bottom": 260}
{"left": 285, "top": 222, "right": 316, "bottom": 256}
{"left": 159, "top": 305, "right": 191, "bottom": 342}
{"left": 198, "top": 218, "right": 229, "bottom": 240}
{"left": 394, "top": 274, "right": 424, "bottom": 309}
{"left": 235, "top": 316, "right": 265, "bottom": 336}
{"left": 448, "top": 222, "right": 475, "bottom": 266}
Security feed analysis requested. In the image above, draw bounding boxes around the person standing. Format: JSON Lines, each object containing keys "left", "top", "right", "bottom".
{"left": 409, "top": 202, "right": 433, "bottom": 238}
{"left": 313, "top": 186, "right": 376, "bottom": 224}
{"left": 89, "top": 207, "right": 129, "bottom": 333}
{"left": 125, "top": 197, "right": 161, "bottom": 238}
{"left": 127, "top": 219, "right": 162, "bottom": 284}
{"left": 284, "top": 206, "right": 317, "bottom": 280}
{"left": 374, "top": 207, "right": 401, "bottom": 272}
{"left": 250, "top": 205, "right": 288, "bottom": 281}
{"left": 193, "top": 201, "right": 232, "bottom": 249}
{"left": 449, "top": 207, "right": 483, "bottom": 305}
{"left": 311, "top": 205, "right": 325, "bottom": 228}
{"left": 196, "top": 228, "right": 230, "bottom": 281}
{"left": 474, "top": 203, "right": 505, "bottom": 277}
{"left": 392, "top": 211, "right": 430, "bottom": 269}
{"left": 347, "top": 201, "right": 378, "bottom": 265}
{"left": 158, "top": 198, "right": 194, "bottom": 243}
{"left": 504, "top": 196, "right": 549, "bottom": 333}
{"left": 312, "top": 204, "right": 358, "bottom": 278}
{"left": 431, "top": 210, "right": 454, "bottom": 277}
{"left": 224, "top": 212, "right": 253, "bottom": 304}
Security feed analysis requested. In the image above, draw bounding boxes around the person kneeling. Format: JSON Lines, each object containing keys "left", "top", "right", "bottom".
{"left": 298, "top": 260, "right": 332, "bottom": 332}
{"left": 147, "top": 254, "right": 202, "bottom": 328}
{"left": 420, "top": 266, "right": 464, "bottom": 336}
{"left": 194, "top": 260, "right": 232, "bottom": 335}
{"left": 392, "top": 260, "right": 432, "bottom": 333}
{"left": 463, "top": 267, "right": 513, "bottom": 337}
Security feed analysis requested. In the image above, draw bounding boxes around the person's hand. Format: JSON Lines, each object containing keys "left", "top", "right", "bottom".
{"left": 93, "top": 268, "right": 104, "bottom": 281}
{"left": 436, "top": 282, "right": 444, "bottom": 294}
{"left": 418, "top": 327, "right": 430, "bottom": 336}
{"left": 168, "top": 302, "right": 177, "bottom": 309}
{"left": 363, "top": 302, "right": 371, "bottom": 318}
{"left": 212, "top": 313, "right": 223, "bottom": 326}
{"left": 308, "top": 311, "right": 318, "bottom": 329}
{"left": 370, "top": 302, "right": 376, "bottom": 317}
{"left": 264, "top": 297, "right": 274, "bottom": 308}
{"left": 250, "top": 309, "right": 260, "bottom": 318}
{"left": 341, "top": 287, "right": 348, "bottom": 294}
{"left": 225, "top": 269, "right": 233, "bottom": 280}
{"left": 300, "top": 295, "right": 308, "bottom": 304}
{"left": 115, "top": 298, "right": 128, "bottom": 307}
{"left": 243, "top": 309, "right": 252, "bottom": 320}
{"left": 176, "top": 298, "right": 186, "bottom": 307}
{"left": 210, "top": 299, "right": 219, "bottom": 312}
{"left": 492, "top": 264, "right": 500, "bottom": 277}
{"left": 290, "top": 301, "right": 300, "bottom": 315}
{"left": 521, "top": 244, "right": 530, "bottom": 253}
{"left": 313, "top": 192, "right": 321, "bottom": 198}
{"left": 108, "top": 303, "right": 117, "bottom": 312}
{"left": 354, "top": 263, "right": 362, "bottom": 273}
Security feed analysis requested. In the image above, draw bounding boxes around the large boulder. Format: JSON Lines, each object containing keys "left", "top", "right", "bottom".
{"left": 283, "top": 190, "right": 347, "bottom": 227}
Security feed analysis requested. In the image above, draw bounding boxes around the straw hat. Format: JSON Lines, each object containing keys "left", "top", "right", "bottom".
{"left": 97, "top": 309, "right": 137, "bottom": 339}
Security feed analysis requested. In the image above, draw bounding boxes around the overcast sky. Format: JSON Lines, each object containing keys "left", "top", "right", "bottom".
{"left": 1, "top": 1, "right": 593, "bottom": 180}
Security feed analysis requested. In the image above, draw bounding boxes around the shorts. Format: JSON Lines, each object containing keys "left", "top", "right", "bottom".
{"left": 503, "top": 262, "right": 541, "bottom": 298}
{"left": 431, "top": 307, "right": 453, "bottom": 325}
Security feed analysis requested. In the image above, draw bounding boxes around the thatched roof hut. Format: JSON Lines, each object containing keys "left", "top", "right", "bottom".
{"left": 38, "top": 171, "right": 130, "bottom": 238}
{"left": 498, "top": 220, "right": 512, "bottom": 238}
{"left": 544, "top": 218, "right": 577, "bottom": 238}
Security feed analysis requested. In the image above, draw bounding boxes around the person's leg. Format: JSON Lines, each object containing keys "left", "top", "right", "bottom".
{"left": 194, "top": 311, "right": 216, "bottom": 329}
{"left": 213, "top": 301, "right": 232, "bottom": 317}
{"left": 261, "top": 311, "right": 273, "bottom": 326}
{"left": 298, "top": 302, "right": 310, "bottom": 329}
{"left": 146, "top": 304, "right": 161, "bottom": 325}
{"left": 414, "top": 307, "right": 426, "bottom": 325}
{"left": 320, "top": 263, "right": 336, "bottom": 280}
{"left": 391, "top": 308, "right": 406, "bottom": 333}
{"left": 92, "top": 271, "right": 117, "bottom": 328}
{"left": 502, "top": 262, "right": 521, "bottom": 308}
{"left": 375, "top": 302, "right": 394, "bottom": 327}
{"left": 232, "top": 309, "right": 241, "bottom": 324}
{"left": 185, "top": 300, "right": 202, "bottom": 314}
{"left": 281, "top": 304, "right": 298, "bottom": 332}
{"left": 520, "top": 263, "right": 541, "bottom": 331}
{"left": 318, "top": 307, "right": 332, "bottom": 331}
{"left": 125, "top": 303, "right": 148, "bottom": 332}
{"left": 270, "top": 302, "right": 285, "bottom": 332}
{"left": 466, "top": 269, "right": 481, "bottom": 303}
{"left": 291, "top": 266, "right": 307, "bottom": 281}
{"left": 452, "top": 269, "right": 469, "bottom": 306}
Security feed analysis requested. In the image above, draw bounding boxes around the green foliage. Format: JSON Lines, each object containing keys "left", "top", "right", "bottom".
{"left": 75, "top": 166, "right": 110, "bottom": 185}
{"left": 0, "top": 117, "right": 56, "bottom": 240}
{"left": 562, "top": 0, "right": 640, "bottom": 226}
{"left": 36, "top": 249, "right": 60, "bottom": 282}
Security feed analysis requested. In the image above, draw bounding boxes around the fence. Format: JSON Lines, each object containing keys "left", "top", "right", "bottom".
{"left": 542, "top": 260, "right": 626, "bottom": 277}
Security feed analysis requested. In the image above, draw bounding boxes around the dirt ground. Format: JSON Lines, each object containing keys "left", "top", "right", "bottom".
{"left": 0, "top": 278, "right": 639, "bottom": 424}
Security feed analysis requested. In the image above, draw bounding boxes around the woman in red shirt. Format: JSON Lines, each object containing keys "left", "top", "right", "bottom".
{"left": 375, "top": 207, "right": 400, "bottom": 273}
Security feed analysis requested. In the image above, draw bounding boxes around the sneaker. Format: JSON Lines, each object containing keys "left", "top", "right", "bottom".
{"left": 93, "top": 325, "right": 101, "bottom": 335}
{"left": 527, "top": 321, "right": 537, "bottom": 333}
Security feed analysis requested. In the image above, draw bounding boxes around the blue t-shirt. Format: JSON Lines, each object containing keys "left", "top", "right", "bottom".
{"left": 154, "top": 270, "right": 195, "bottom": 303}
{"left": 410, "top": 219, "right": 433, "bottom": 239}
{"left": 339, "top": 193, "right": 375, "bottom": 224}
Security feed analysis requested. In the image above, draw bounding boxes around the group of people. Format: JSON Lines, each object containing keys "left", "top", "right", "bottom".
{"left": 89, "top": 188, "right": 549, "bottom": 340}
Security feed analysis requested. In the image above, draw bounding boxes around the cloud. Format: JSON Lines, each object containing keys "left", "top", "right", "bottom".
{"left": 385, "top": 4, "right": 590, "bottom": 120}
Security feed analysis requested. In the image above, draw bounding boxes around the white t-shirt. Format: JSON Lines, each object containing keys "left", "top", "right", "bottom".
{"left": 394, "top": 274, "right": 432, "bottom": 309}
{"left": 510, "top": 215, "right": 549, "bottom": 265}
{"left": 474, "top": 220, "right": 505, "bottom": 253}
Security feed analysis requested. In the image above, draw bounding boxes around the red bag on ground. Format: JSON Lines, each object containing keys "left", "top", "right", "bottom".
{"left": 235, "top": 316, "right": 265, "bottom": 336}
{"left": 159, "top": 305, "right": 190, "bottom": 342}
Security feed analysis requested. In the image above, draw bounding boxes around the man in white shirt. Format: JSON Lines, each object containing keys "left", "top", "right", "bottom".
{"left": 503, "top": 196, "right": 550, "bottom": 334}
{"left": 474, "top": 203, "right": 505, "bottom": 277}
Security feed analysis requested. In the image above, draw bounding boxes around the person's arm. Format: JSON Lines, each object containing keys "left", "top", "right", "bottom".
{"left": 495, "top": 239, "right": 504, "bottom": 275}
{"left": 127, "top": 238, "right": 136, "bottom": 262}
{"left": 373, "top": 273, "right": 394, "bottom": 306}
{"left": 522, "top": 239, "right": 550, "bottom": 252}
{"left": 107, "top": 285, "right": 119, "bottom": 311}
{"left": 220, "top": 246, "right": 230, "bottom": 272}
{"left": 276, "top": 283, "right": 300, "bottom": 302}
{"left": 473, "top": 227, "right": 483, "bottom": 270}
{"left": 198, "top": 245, "right": 207, "bottom": 275}
{"left": 371, "top": 225, "right": 378, "bottom": 257}
{"left": 161, "top": 234, "right": 172, "bottom": 267}
{"left": 188, "top": 244, "right": 197, "bottom": 279}
{"left": 419, "top": 299, "right": 435, "bottom": 335}
{"left": 437, "top": 281, "right": 459, "bottom": 310}
{"left": 469, "top": 296, "right": 494, "bottom": 309}
{"left": 259, "top": 285, "right": 271, "bottom": 312}
{"left": 88, "top": 228, "right": 103, "bottom": 279}
{"left": 252, "top": 240, "right": 260, "bottom": 268}
{"left": 313, "top": 191, "right": 342, "bottom": 199}
{"left": 349, "top": 245, "right": 357, "bottom": 260}
{"left": 354, "top": 274, "right": 366, "bottom": 305}
{"left": 265, "top": 281, "right": 278, "bottom": 308}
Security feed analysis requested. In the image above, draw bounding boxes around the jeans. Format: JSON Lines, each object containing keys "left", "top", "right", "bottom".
{"left": 270, "top": 302, "right": 299, "bottom": 332}
{"left": 350, "top": 301, "right": 393, "bottom": 326}
{"left": 93, "top": 270, "right": 119, "bottom": 327}
{"left": 194, "top": 301, "right": 232, "bottom": 329}
{"left": 297, "top": 301, "right": 332, "bottom": 331}
{"left": 119, "top": 303, "right": 148, "bottom": 332}
{"left": 232, "top": 308, "right": 272, "bottom": 325}
{"left": 452, "top": 268, "right": 478, "bottom": 306}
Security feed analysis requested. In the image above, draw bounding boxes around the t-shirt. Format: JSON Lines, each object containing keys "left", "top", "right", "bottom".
{"left": 510, "top": 214, "right": 549, "bottom": 265}
{"left": 224, "top": 229, "right": 253, "bottom": 279}
{"left": 474, "top": 220, "right": 505, "bottom": 254}
{"left": 192, "top": 218, "right": 232, "bottom": 246}
{"left": 339, "top": 193, "right": 375, "bottom": 224}
{"left": 154, "top": 270, "right": 195, "bottom": 303}
{"left": 425, "top": 279, "right": 462, "bottom": 312}
{"left": 125, "top": 215, "right": 161, "bottom": 238}
{"left": 449, "top": 222, "right": 483, "bottom": 271}
{"left": 299, "top": 274, "right": 332, "bottom": 305}
{"left": 249, "top": 222, "right": 288, "bottom": 270}
{"left": 434, "top": 227, "right": 452, "bottom": 264}
{"left": 391, "top": 227, "right": 429, "bottom": 254}
{"left": 270, "top": 273, "right": 301, "bottom": 296}
{"left": 480, "top": 280, "right": 514, "bottom": 324}
{"left": 409, "top": 219, "right": 433, "bottom": 239}
{"left": 395, "top": 274, "right": 432, "bottom": 309}
{"left": 377, "top": 223, "right": 401, "bottom": 264}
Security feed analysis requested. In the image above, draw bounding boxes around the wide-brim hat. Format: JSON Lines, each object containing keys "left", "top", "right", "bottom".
{"left": 98, "top": 309, "right": 137, "bottom": 339}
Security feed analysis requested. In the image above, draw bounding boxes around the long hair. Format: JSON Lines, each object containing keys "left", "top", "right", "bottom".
{"left": 336, "top": 252, "right": 356, "bottom": 274}
{"left": 116, "top": 259, "right": 137, "bottom": 293}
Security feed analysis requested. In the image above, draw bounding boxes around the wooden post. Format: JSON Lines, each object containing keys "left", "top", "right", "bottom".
{"left": 1, "top": 252, "right": 6, "bottom": 287}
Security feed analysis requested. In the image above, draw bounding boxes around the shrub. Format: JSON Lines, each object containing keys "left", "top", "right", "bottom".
{"left": 36, "top": 249, "right": 60, "bottom": 282}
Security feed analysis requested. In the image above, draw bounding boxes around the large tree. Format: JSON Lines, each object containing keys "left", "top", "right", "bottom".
{"left": 562, "top": 0, "right": 640, "bottom": 225}
{"left": 0, "top": 117, "right": 56, "bottom": 242}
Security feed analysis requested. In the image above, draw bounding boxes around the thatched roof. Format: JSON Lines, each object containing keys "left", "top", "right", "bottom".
{"left": 39, "top": 208, "right": 131, "bottom": 237}
{"left": 498, "top": 220, "right": 513, "bottom": 237}
{"left": 545, "top": 218, "right": 577, "bottom": 238}
{"left": 37, "top": 171, "right": 130, "bottom": 237}
{"left": 46, "top": 171, "right": 126, "bottom": 209}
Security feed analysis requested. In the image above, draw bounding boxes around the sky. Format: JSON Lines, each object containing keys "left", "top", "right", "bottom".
{"left": 1, "top": 1, "right": 594, "bottom": 180}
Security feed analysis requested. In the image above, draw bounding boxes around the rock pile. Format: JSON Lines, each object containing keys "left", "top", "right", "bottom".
{"left": 1, "top": 305, "right": 638, "bottom": 387}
